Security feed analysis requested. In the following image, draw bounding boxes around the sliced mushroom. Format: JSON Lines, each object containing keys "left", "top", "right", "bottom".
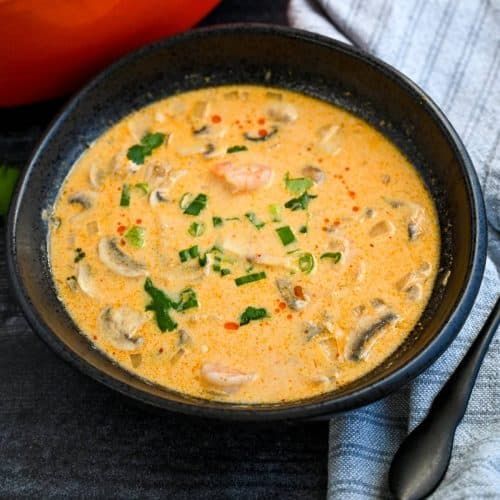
{"left": 369, "top": 220, "right": 396, "bottom": 238}
{"left": 149, "top": 169, "right": 187, "bottom": 206}
{"left": 144, "top": 161, "right": 170, "bottom": 187}
{"left": 396, "top": 261, "right": 432, "bottom": 301}
{"left": 68, "top": 191, "right": 97, "bottom": 210}
{"left": 347, "top": 309, "right": 398, "bottom": 361}
{"left": 76, "top": 262, "right": 99, "bottom": 298}
{"left": 266, "top": 102, "right": 298, "bottom": 123}
{"left": 304, "top": 321, "right": 323, "bottom": 341}
{"left": 275, "top": 278, "right": 308, "bottom": 311}
{"left": 89, "top": 163, "right": 108, "bottom": 189}
{"left": 200, "top": 363, "right": 256, "bottom": 393}
{"left": 407, "top": 203, "right": 425, "bottom": 241}
{"left": 302, "top": 165, "right": 325, "bottom": 184}
{"left": 100, "top": 306, "right": 145, "bottom": 351}
{"left": 317, "top": 124, "right": 342, "bottom": 155}
{"left": 98, "top": 237, "right": 147, "bottom": 277}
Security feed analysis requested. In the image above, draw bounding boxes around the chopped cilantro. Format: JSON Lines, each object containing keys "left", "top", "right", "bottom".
{"left": 227, "top": 145, "right": 248, "bottom": 154}
{"left": 127, "top": 132, "right": 166, "bottom": 165}
{"left": 125, "top": 226, "right": 145, "bottom": 248}
{"left": 284, "top": 172, "right": 313, "bottom": 195}
{"left": 239, "top": 306, "right": 269, "bottom": 326}
{"left": 284, "top": 191, "right": 317, "bottom": 211}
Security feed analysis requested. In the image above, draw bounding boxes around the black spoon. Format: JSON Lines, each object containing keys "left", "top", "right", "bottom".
{"left": 389, "top": 296, "right": 500, "bottom": 500}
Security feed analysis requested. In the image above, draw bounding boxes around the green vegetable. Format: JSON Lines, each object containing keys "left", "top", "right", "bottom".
{"left": 127, "top": 132, "right": 166, "bottom": 165}
{"left": 284, "top": 191, "right": 317, "bottom": 211}
{"left": 320, "top": 252, "right": 342, "bottom": 263}
{"left": 0, "top": 165, "right": 20, "bottom": 216}
{"left": 220, "top": 268, "right": 231, "bottom": 277}
{"left": 212, "top": 216, "right": 223, "bottom": 227}
{"left": 74, "top": 248, "right": 85, "bottom": 263}
{"left": 125, "top": 226, "right": 145, "bottom": 248}
{"left": 276, "top": 226, "right": 296, "bottom": 246}
{"left": 225, "top": 216, "right": 241, "bottom": 221}
{"left": 179, "top": 245, "right": 199, "bottom": 263}
{"left": 268, "top": 204, "right": 282, "bottom": 222}
{"left": 227, "top": 145, "right": 248, "bottom": 154}
{"left": 284, "top": 172, "right": 313, "bottom": 195}
{"left": 245, "top": 212, "right": 265, "bottom": 229}
{"left": 120, "top": 184, "right": 131, "bottom": 207}
{"left": 188, "top": 221, "right": 205, "bottom": 237}
{"left": 176, "top": 288, "right": 199, "bottom": 311}
{"left": 134, "top": 182, "right": 149, "bottom": 194}
{"left": 298, "top": 253, "right": 315, "bottom": 274}
{"left": 235, "top": 272, "right": 267, "bottom": 286}
{"left": 299, "top": 225, "right": 308, "bottom": 234}
{"left": 144, "top": 278, "right": 177, "bottom": 332}
{"left": 239, "top": 306, "right": 269, "bottom": 326}
{"left": 183, "top": 193, "right": 207, "bottom": 216}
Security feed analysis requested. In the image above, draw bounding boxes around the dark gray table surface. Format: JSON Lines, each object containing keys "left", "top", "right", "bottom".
{"left": 0, "top": 1, "right": 328, "bottom": 498}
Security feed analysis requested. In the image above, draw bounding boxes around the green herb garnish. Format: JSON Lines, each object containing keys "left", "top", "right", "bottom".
{"left": 134, "top": 182, "right": 149, "bottom": 194}
{"left": 245, "top": 212, "right": 265, "bottom": 229}
{"left": 220, "top": 268, "right": 231, "bottom": 277}
{"left": 268, "top": 204, "right": 282, "bottom": 222}
{"left": 120, "top": 184, "right": 131, "bottom": 207}
{"left": 125, "top": 226, "right": 145, "bottom": 248}
{"left": 0, "top": 165, "right": 20, "bottom": 216}
{"left": 299, "top": 225, "right": 308, "bottom": 234}
{"left": 298, "top": 253, "right": 315, "bottom": 274}
{"left": 74, "top": 248, "right": 86, "bottom": 263}
{"left": 320, "top": 252, "right": 342, "bottom": 263}
{"left": 176, "top": 288, "right": 199, "bottom": 311}
{"left": 179, "top": 245, "right": 200, "bottom": 263}
{"left": 212, "top": 216, "right": 223, "bottom": 227}
{"left": 235, "top": 272, "right": 267, "bottom": 286}
{"left": 276, "top": 226, "right": 296, "bottom": 246}
{"left": 284, "top": 172, "right": 313, "bottom": 195}
{"left": 188, "top": 221, "right": 205, "bottom": 237}
{"left": 227, "top": 145, "right": 248, "bottom": 154}
{"left": 239, "top": 306, "right": 269, "bottom": 326}
{"left": 225, "top": 216, "right": 241, "bottom": 221}
{"left": 183, "top": 193, "right": 207, "bottom": 216}
{"left": 144, "top": 278, "right": 177, "bottom": 332}
{"left": 284, "top": 191, "right": 317, "bottom": 211}
{"left": 127, "top": 132, "right": 166, "bottom": 165}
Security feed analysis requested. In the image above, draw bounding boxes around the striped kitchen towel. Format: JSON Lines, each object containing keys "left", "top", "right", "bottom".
{"left": 288, "top": 1, "right": 500, "bottom": 498}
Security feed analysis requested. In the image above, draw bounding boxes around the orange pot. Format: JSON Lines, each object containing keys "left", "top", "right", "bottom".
{"left": 0, "top": 0, "right": 219, "bottom": 106}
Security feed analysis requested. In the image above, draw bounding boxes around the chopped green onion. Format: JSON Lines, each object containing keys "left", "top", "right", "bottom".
{"left": 0, "top": 165, "right": 20, "bottom": 216}
{"left": 299, "top": 225, "right": 308, "bottom": 234}
{"left": 134, "top": 182, "right": 149, "bottom": 194}
{"left": 276, "top": 226, "right": 296, "bottom": 246}
{"left": 176, "top": 288, "right": 199, "bottom": 311}
{"left": 120, "top": 184, "right": 131, "bottom": 207}
{"left": 298, "top": 253, "right": 315, "bottom": 274}
{"left": 179, "top": 245, "right": 199, "bottom": 262}
{"left": 188, "top": 221, "right": 205, "bottom": 237}
{"left": 284, "top": 191, "right": 317, "bottom": 211}
{"left": 225, "top": 216, "right": 241, "bottom": 221}
{"left": 268, "top": 204, "right": 282, "bottom": 222}
{"left": 179, "top": 193, "right": 192, "bottom": 209}
{"left": 239, "top": 306, "right": 269, "bottom": 326}
{"left": 183, "top": 193, "right": 207, "bottom": 216}
{"left": 220, "top": 268, "right": 231, "bottom": 277}
{"left": 125, "top": 226, "right": 146, "bottom": 248}
{"left": 74, "top": 248, "right": 85, "bottom": 263}
{"left": 212, "top": 216, "right": 223, "bottom": 227}
{"left": 144, "top": 278, "right": 177, "bottom": 332}
{"left": 235, "top": 272, "right": 267, "bottom": 286}
{"left": 127, "top": 132, "right": 166, "bottom": 165}
{"left": 284, "top": 172, "right": 313, "bottom": 195}
{"left": 320, "top": 252, "right": 342, "bottom": 263}
{"left": 245, "top": 212, "right": 265, "bottom": 229}
{"left": 227, "top": 145, "right": 248, "bottom": 154}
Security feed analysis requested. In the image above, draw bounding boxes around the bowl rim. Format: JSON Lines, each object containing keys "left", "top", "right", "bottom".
{"left": 6, "top": 23, "right": 487, "bottom": 420}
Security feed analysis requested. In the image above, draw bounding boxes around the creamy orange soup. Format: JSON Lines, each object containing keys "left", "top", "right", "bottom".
{"left": 49, "top": 85, "right": 439, "bottom": 403}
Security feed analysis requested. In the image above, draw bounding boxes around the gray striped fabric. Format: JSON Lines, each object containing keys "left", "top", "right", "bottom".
{"left": 288, "top": 1, "right": 500, "bottom": 498}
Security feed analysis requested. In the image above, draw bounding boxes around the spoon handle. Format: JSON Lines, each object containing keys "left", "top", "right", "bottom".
{"left": 389, "top": 296, "right": 500, "bottom": 500}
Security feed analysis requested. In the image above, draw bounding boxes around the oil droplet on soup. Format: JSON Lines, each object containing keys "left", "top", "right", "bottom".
{"left": 49, "top": 85, "right": 440, "bottom": 403}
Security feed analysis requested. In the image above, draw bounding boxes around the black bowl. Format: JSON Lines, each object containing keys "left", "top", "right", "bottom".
{"left": 7, "top": 25, "right": 487, "bottom": 420}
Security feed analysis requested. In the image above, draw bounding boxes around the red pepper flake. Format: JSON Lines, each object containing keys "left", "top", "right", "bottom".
{"left": 120, "top": 238, "right": 126, "bottom": 246}
{"left": 349, "top": 191, "right": 356, "bottom": 199}
{"left": 258, "top": 117, "right": 266, "bottom": 125}
{"left": 258, "top": 129, "right": 268, "bottom": 137}
{"left": 294, "top": 286, "right": 305, "bottom": 300}
{"left": 211, "top": 114, "right": 221, "bottom": 123}
{"left": 136, "top": 218, "right": 142, "bottom": 224}
{"left": 352, "top": 206, "right": 360, "bottom": 212}
{"left": 117, "top": 225, "right": 126, "bottom": 235}
{"left": 345, "top": 167, "right": 350, "bottom": 171}
{"left": 159, "top": 348, "right": 163, "bottom": 353}
{"left": 93, "top": 336, "right": 97, "bottom": 340}
{"left": 334, "top": 219, "right": 340, "bottom": 226}
{"left": 278, "top": 302, "right": 287, "bottom": 310}
{"left": 287, "top": 314, "right": 293, "bottom": 320}
{"left": 224, "top": 322, "right": 239, "bottom": 331}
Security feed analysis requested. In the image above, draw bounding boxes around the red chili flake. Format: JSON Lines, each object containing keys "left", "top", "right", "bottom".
{"left": 324, "top": 218, "right": 330, "bottom": 223}
{"left": 211, "top": 114, "right": 221, "bottom": 123}
{"left": 258, "top": 129, "right": 268, "bottom": 137}
{"left": 93, "top": 336, "right": 97, "bottom": 340}
{"left": 117, "top": 225, "right": 126, "bottom": 235}
{"left": 287, "top": 314, "right": 293, "bottom": 320}
{"left": 279, "top": 302, "right": 287, "bottom": 310}
{"left": 120, "top": 239, "right": 126, "bottom": 246}
{"left": 159, "top": 348, "right": 163, "bottom": 353}
{"left": 345, "top": 167, "right": 350, "bottom": 171}
{"left": 352, "top": 206, "right": 360, "bottom": 212}
{"left": 224, "top": 322, "right": 239, "bottom": 331}
{"left": 294, "top": 286, "right": 305, "bottom": 300}
{"left": 258, "top": 117, "right": 266, "bottom": 125}
{"left": 334, "top": 219, "right": 341, "bottom": 226}
{"left": 349, "top": 191, "right": 356, "bottom": 199}
{"left": 136, "top": 219, "right": 142, "bottom": 224}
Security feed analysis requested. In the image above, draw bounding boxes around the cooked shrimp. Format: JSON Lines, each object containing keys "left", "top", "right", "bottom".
{"left": 212, "top": 162, "right": 273, "bottom": 193}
